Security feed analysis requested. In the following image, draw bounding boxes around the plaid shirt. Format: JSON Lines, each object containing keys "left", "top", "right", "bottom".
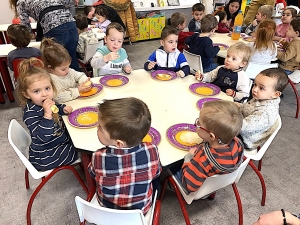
{"left": 88, "top": 142, "right": 162, "bottom": 214}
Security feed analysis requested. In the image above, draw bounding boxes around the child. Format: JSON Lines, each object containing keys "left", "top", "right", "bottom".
{"left": 15, "top": 57, "right": 78, "bottom": 171}
{"left": 277, "top": 19, "right": 300, "bottom": 75}
{"left": 88, "top": 97, "right": 162, "bottom": 214}
{"left": 244, "top": 5, "right": 273, "bottom": 36}
{"left": 144, "top": 26, "right": 190, "bottom": 78}
{"left": 239, "top": 68, "right": 288, "bottom": 152}
{"left": 74, "top": 13, "right": 99, "bottom": 60}
{"left": 195, "top": 42, "right": 252, "bottom": 102}
{"left": 215, "top": 11, "right": 230, "bottom": 33}
{"left": 213, "top": 0, "right": 241, "bottom": 28}
{"left": 93, "top": 5, "right": 111, "bottom": 33}
{"left": 91, "top": 22, "right": 132, "bottom": 76}
{"left": 274, "top": 7, "right": 297, "bottom": 41}
{"left": 185, "top": 15, "right": 219, "bottom": 73}
{"left": 170, "top": 12, "right": 194, "bottom": 52}
{"left": 7, "top": 24, "right": 41, "bottom": 71}
{"left": 188, "top": 3, "right": 205, "bottom": 32}
{"left": 248, "top": 19, "right": 277, "bottom": 64}
{"left": 40, "top": 38, "right": 91, "bottom": 103}
{"left": 169, "top": 100, "right": 244, "bottom": 193}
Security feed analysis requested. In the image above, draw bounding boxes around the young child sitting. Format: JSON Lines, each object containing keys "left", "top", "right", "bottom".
{"left": 244, "top": 5, "right": 273, "bottom": 36}
{"left": 277, "top": 19, "right": 300, "bottom": 75}
{"left": 91, "top": 22, "right": 132, "bottom": 76}
{"left": 74, "top": 13, "right": 99, "bottom": 60}
{"left": 7, "top": 24, "right": 41, "bottom": 71}
{"left": 93, "top": 5, "right": 111, "bottom": 33}
{"left": 169, "top": 100, "right": 244, "bottom": 193}
{"left": 185, "top": 15, "right": 219, "bottom": 73}
{"left": 144, "top": 26, "right": 190, "bottom": 78}
{"left": 215, "top": 11, "right": 230, "bottom": 33}
{"left": 239, "top": 68, "right": 288, "bottom": 152}
{"left": 88, "top": 97, "right": 162, "bottom": 214}
{"left": 195, "top": 42, "right": 252, "bottom": 102}
{"left": 16, "top": 57, "right": 78, "bottom": 171}
{"left": 170, "top": 12, "right": 194, "bottom": 52}
{"left": 40, "top": 38, "right": 91, "bottom": 103}
{"left": 188, "top": 3, "right": 205, "bottom": 32}
{"left": 274, "top": 7, "right": 297, "bottom": 41}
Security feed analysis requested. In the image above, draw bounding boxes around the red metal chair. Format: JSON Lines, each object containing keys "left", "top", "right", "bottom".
{"left": 8, "top": 119, "right": 88, "bottom": 225}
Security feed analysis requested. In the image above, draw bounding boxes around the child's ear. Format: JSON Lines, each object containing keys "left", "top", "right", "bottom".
{"left": 22, "top": 91, "right": 30, "bottom": 99}
{"left": 296, "top": 31, "right": 300, "bottom": 37}
{"left": 115, "top": 139, "right": 126, "bottom": 148}
{"left": 273, "top": 91, "right": 281, "bottom": 98}
{"left": 240, "top": 61, "right": 247, "bottom": 68}
{"left": 160, "top": 39, "right": 164, "bottom": 46}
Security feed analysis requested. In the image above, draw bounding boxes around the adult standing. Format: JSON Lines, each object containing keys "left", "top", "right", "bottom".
{"left": 9, "top": 0, "right": 79, "bottom": 71}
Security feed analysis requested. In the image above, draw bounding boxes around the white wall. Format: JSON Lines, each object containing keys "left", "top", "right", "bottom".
{"left": 0, "top": 1, "right": 15, "bottom": 24}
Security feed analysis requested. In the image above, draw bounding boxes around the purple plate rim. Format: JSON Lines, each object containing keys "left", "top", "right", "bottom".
{"left": 213, "top": 43, "right": 229, "bottom": 49}
{"left": 166, "top": 123, "right": 199, "bottom": 150}
{"left": 99, "top": 74, "right": 129, "bottom": 87}
{"left": 78, "top": 84, "right": 103, "bottom": 98}
{"left": 243, "top": 36, "right": 254, "bottom": 42}
{"left": 150, "top": 70, "right": 177, "bottom": 81}
{"left": 143, "top": 127, "right": 161, "bottom": 145}
{"left": 68, "top": 106, "right": 98, "bottom": 128}
{"left": 227, "top": 33, "right": 246, "bottom": 37}
{"left": 196, "top": 97, "right": 220, "bottom": 109}
{"left": 189, "top": 83, "right": 221, "bottom": 96}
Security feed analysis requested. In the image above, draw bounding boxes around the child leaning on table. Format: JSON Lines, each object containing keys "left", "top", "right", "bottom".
{"left": 169, "top": 100, "right": 244, "bottom": 193}
{"left": 15, "top": 57, "right": 78, "bottom": 171}
{"left": 188, "top": 3, "right": 205, "bottom": 33}
{"left": 185, "top": 14, "right": 220, "bottom": 73}
{"left": 7, "top": 24, "right": 41, "bottom": 71}
{"left": 40, "top": 38, "right": 91, "bottom": 104}
{"left": 144, "top": 26, "right": 190, "bottom": 78}
{"left": 238, "top": 68, "right": 288, "bottom": 152}
{"left": 195, "top": 42, "right": 252, "bottom": 102}
{"left": 91, "top": 22, "right": 132, "bottom": 76}
{"left": 88, "top": 97, "right": 162, "bottom": 215}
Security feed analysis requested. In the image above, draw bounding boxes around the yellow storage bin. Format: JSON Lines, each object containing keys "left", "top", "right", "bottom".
{"left": 149, "top": 17, "right": 165, "bottom": 39}
{"left": 136, "top": 19, "right": 150, "bottom": 41}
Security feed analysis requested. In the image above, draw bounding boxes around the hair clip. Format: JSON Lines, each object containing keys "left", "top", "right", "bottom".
{"left": 267, "top": 25, "right": 271, "bottom": 28}
{"left": 29, "top": 64, "right": 33, "bottom": 68}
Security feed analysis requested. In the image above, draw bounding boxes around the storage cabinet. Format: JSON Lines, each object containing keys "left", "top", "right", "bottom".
{"left": 136, "top": 16, "right": 165, "bottom": 41}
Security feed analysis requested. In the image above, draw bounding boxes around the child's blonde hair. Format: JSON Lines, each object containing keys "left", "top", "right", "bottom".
{"left": 258, "top": 5, "right": 273, "bottom": 19}
{"left": 227, "top": 42, "right": 252, "bottom": 63}
{"left": 170, "top": 12, "right": 186, "bottom": 28}
{"left": 254, "top": 19, "right": 276, "bottom": 54}
{"left": 16, "top": 57, "right": 56, "bottom": 107}
{"left": 201, "top": 100, "right": 243, "bottom": 144}
{"left": 40, "top": 38, "right": 71, "bottom": 70}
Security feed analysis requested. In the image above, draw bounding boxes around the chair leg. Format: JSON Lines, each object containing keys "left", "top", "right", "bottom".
{"left": 288, "top": 79, "right": 300, "bottom": 118}
{"left": 232, "top": 183, "right": 243, "bottom": 225}
{"left": 152, "top": 199, "right": 162, "bottom": 225}
{"left": 25, "top": 169, "right": 30, "bottom": 189}
{"left": 248, "top": 160, "right": 266, "bottom": 206}
{"left": 258, "top": 159, "right": 262, "bottom": 171}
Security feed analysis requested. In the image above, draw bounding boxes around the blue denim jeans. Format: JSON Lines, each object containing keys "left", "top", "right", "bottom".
{"left": 285, "top": 70, "right": 293, "bottom": 75}
{"left": 44, "top": 22, "right": 79, "bottom": 71}
{"left": 203, "top": 62, "right": 218, "bottom": 73}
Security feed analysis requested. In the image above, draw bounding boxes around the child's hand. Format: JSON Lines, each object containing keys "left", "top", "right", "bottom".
{"left": 63, "top": 106, "right": 73, "bottom": 114}
{"left": 189, "top": 147, "right": 197, "bottom": 155}
{"left": 234, "top": 102, "right": 242, "bottom": 107}
{"left": 195, "top": 71, "right": 203, "bottom": 81}
{"left": 90, "top": 25, "right": 96, "bottom": 28}
{"left": 43, "top": 99, "right": 55, "bottom": 118}
{"left": 104, "top": 52, "right": 119, "bottom": 62}
{"left": 78, "top": 82, "right": 92, "bottom": 93}
{"left": 147, "top": 61, "right": 157, "bottom": 70}
{"left": 98, "top": 29, "right": 103, "bottom": 33}
{"left": 226, "top": 89, "right": 235, "bottom": 96}
{"left": 252, "top": 19, "right": 258, "bottom": 26}
{"left": 123, "top": 65, "right": 132, "bottom": 74}
{"left": 176, "top": 70, "right": 185, "bottom": 78}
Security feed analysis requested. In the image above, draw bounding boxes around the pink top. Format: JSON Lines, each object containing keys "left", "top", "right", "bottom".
{"left": 276, "top": 23, "right": 290, "bottom": 37}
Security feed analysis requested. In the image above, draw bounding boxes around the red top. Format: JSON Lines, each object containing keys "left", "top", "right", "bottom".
{"left": 178, "top": 31, "right": 194, "bottom": 52}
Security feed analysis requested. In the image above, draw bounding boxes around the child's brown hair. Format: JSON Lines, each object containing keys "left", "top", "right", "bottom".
{"left": 192, "top": 3, "right": 205, "bottom": 12}
{"left": 254, "top": 19, "right": 276, "bottom": 54}
{"left": 95, "top": 5, "right": 109, "bottom": 19}
{"left": 7, "top": 24, "right": 32, "bottom": 48}
{"left": 40, "top": 38, "right": 71, "bottom": 69}
{"left": 258, "top": 5, "right": 273, "bottom": 19}
{"left": 74, "top": 13, "right": 88, "bottom": 30}
{"left": 161, "top": 26, "right": 179, "bottom": 40}
{"left": 227, "top": 42, "right": 252, "bottom": 63}
{"left": 105, "top": 22, "right": 125, "bottom": 37}
{"left": 201, "top": 100, "right": 243, "bottom": 144}
{"left": 170, "top": 12, "right": 186, "bottom": 29}
{"left": 283, "top": 7, "right": 298, "bottom": 18}
{"left": 290, "top": 18, "right": 300, "bottom": 34}
{"left": 201, "top": 14, "right": 218, "bottom": 33}
{"left": 216, "top": 11, "right": 227, "bottom": 23}
{"left": 97, "top": 97, "right": 151, "bottom": 147}
{"left": 16, "top": 57, "right": 56, "bottom": 107}
{"left": 259, "top": 68, "right": 288, "bottom": 92}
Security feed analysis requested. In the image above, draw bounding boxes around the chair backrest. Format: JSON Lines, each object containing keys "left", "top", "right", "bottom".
{"left": 12, "top": 56, "right": 42, "bottom": 80}
{"left": 244, "top": 116, "right": 282, "bottom": 161}
{"left": 235, "top": 157, "right": 250, "bottom": 183}
{"left": 244, "top": 62, "right": 278, "bottom": 80}
{"left": 7, "top": 119, "right": 49, "bottom": 179}
{"left": 75, "top": 191, "right": 157, "bottom": 225}
{"left": 83, "top": 40, "right": 104, "bottom": 63}
{"left": 183, "top": 49, "right": 203, "bottom": 74}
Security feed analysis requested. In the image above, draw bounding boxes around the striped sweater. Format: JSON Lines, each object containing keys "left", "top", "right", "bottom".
{"left": 23, "top": 101, "right": 78, "bottom": 171}
{"left": 181, "top": 137, "right": 243, "bottom": 193}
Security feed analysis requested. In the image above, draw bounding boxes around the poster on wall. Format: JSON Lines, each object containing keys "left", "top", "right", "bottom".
{"left": 167, "top": 0, "right": 180, "bottom": 6}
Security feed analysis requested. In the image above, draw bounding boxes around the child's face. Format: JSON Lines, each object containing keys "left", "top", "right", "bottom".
{"left": 95, "top": 14, "right": 106, "bottom": 23}
{"left": 160, "top": 34, "right": 178, "bottom": 53}
{"left": 177, "top": 20, "right": 187, "bottom": 31}
{"left": 281, "top": 9, "right": 293, "bottom": 24}
{"left": 252, "top": 74, "right": 280, "bottom": 100}
{"left": 256, "top": 12, "right": 265, "bottom": 22}
{"left": 224, "top": 51, "right": 247, "bottom": 70}
{"left": 105, "top": 28, "right": 124, "bottom": 52}
{"left": 286, "top": 25, "right": 299, "bottom": 38}
{"left": 23, "top": 77, "right": 54, "bottom": 106}
{"left": 221, "top": 15, "right": 228, "bottom": 24}
{"left": 97, "top": 118, "right": 116, "bottom": 146}
{"left": 229, "top": 2, "right": 240, "bottom": 14}
{"left": 192, "top": 10, "right": 204, "bottom": 22}
{"left": 50, "top": 61, "right": 70, "bottom": 77}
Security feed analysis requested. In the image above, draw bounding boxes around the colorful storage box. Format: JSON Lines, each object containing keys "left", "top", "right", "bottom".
{"left": 136, "top": 18, "right": 150, "bottom": 41}
{"left": 136, "top": 16, "right": 165, "bottom": 41}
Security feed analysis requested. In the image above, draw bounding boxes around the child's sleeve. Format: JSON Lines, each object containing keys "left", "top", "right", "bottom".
{"left": 91, "top": 51, "right": 107, "bottom": 68}
{"left": 101, "top": 20, "right": 111, "bottom": 33}
{"left": 87, "top": 154, "right": 96, "bottom": 179}
{"left": 202, "top": 66, "right": 221, "bottom": 82}
{"left": 203, "top": 38, "right": 219, "bottom": 58}
{"left": 188, "top": 19, "right": 196, "bottom": 32}
{"left": 144, "top": 50, "right": 157, "bottom": 71}
{"left": 277, "top": 42, "right": 297, "bottom": 62}
{"left": 177, "top": 53, "right": 190, "bottom": 76}
{"left": 234, "top": 72, "right": 250, "bottom": 101}
{"left": 70, "top": 68, "right": 89, "bottom": 85}
{"left": 76, "top": 36, "right": 86, "bottom": 58}
{"left": 244, "top": 23, "right": 254, "bottom": 35}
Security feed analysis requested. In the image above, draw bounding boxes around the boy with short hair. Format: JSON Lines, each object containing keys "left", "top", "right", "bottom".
{"left": 7, "top": 24, "right": 41, "bottom": 71}
{"left": 185, "top": 14, "right": 220, "bottom": 73}
{"left": 88, "top": 97, "right": 162, "bottom": 214}
{"left": 196, "top": 42, "right": 252, "bottom": 102}
{"left": 74, "top": 13, "right": 99, "bottom": 60}
{"left": 188, "top": 3, "right": 205, "bottom": 32}
{"left": 244, "top": 5, "right": 273, "bottom": 36}
{"left": 144, "top": 26, "right": 190, "bottom": 77}
{"left": 170, "top": 12, "right": 194, "bottom": 52}
{"left": 239, "top": 68, "right": 288, "bottom": 152}
{"left": 170, "top": 100, "right": 244, "bottom": 193}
